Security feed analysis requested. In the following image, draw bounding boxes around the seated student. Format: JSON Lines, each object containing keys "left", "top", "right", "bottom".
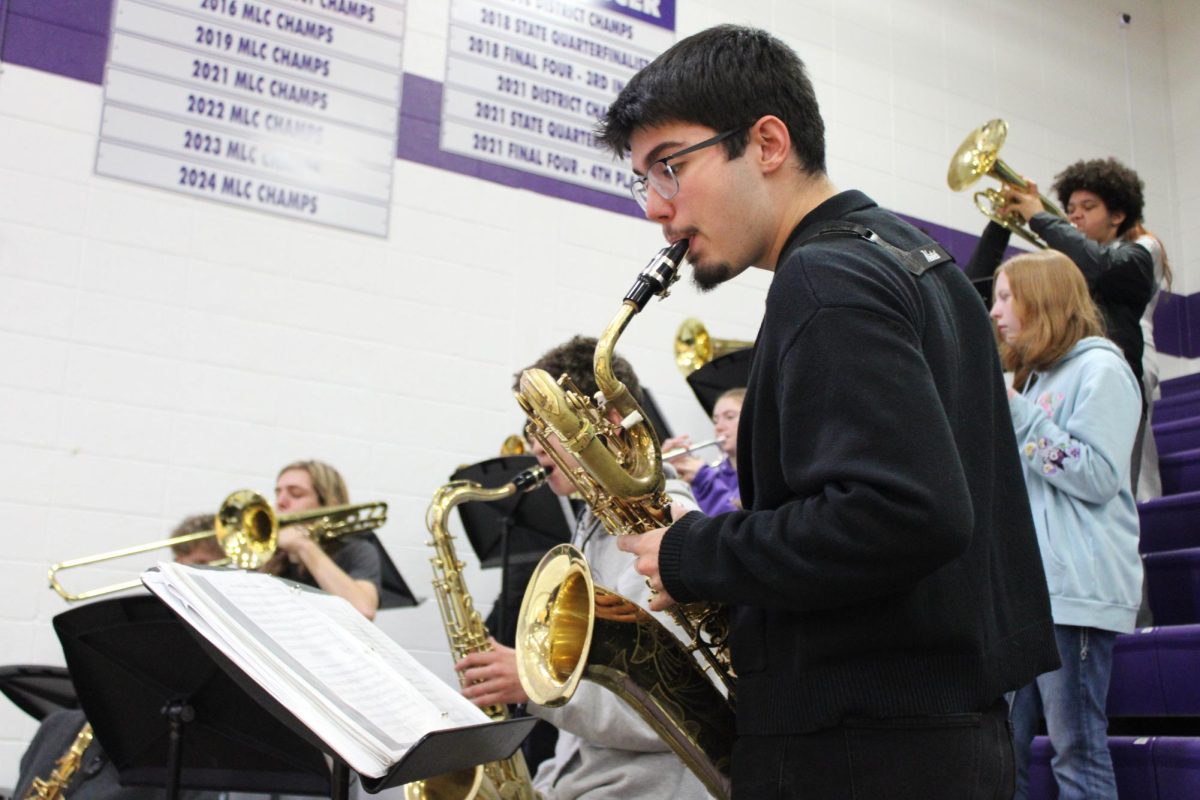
{"left": 14, "top": 515, "right": 221, "bottom": 800}
{"left": 262, "top": 459, "right": 383, "bottom": 620}
{"left": 455, "top": 336, "right": 711, "bottom": 800}
{"left": 662, "top": 387, "right": 744, "bottom": 515}
{"left": 991, "top": 250, "right": 1142, "bottom": 800}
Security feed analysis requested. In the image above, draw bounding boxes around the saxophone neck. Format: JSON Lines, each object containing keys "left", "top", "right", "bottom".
{"left": 424, "top": 469, "right": 544, "bottom": 538}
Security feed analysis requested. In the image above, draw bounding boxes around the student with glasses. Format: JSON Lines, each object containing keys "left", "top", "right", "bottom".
{"left": 605, "top": 25, "right": 1060, "bottom": 798}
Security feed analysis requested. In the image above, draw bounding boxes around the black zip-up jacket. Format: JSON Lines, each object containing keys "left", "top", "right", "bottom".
{"left": 660, "top": 191, "right": 1059, "bottom": 735}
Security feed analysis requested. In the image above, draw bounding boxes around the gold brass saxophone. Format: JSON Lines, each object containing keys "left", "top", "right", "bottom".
{"left": 514, "top": 241, "right": 736, "bottom": 800}
{"left": 24, "top": 722, "right": 94, "bottom": 800}
{"left": 406, "top": 468, "right": 548, "bottom": 800}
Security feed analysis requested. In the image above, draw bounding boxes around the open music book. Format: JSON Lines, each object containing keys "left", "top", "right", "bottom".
{"left": 142, "top": 563, "right": 489, "bottom": 779}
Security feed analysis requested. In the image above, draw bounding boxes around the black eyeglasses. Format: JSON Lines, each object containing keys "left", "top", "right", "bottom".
{"left": 630, "top": 127, "right": 746, "bottom": 211}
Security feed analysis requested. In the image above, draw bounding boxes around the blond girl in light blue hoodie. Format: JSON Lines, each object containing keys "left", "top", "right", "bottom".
{"left": 992, "top": 249, "right": 1143, "bottom": 800}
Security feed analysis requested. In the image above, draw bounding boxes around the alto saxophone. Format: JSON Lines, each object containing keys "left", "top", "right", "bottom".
{"left": 406, "top": 468, "right": 547, "bottom": 800}
{"left": 25, "top": 722, "right": 94, "bottom": 800}
{"left": 514, "top": 241, "right": 736, "bottom": 800}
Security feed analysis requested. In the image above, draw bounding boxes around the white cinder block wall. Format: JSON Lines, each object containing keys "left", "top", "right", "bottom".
{"left": 0, "top": 0, "right": 1194, "bottom": 785}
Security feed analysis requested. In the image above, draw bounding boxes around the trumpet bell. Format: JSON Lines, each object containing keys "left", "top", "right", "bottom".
{"left": 947, "top": 119, "right": 1066, "bottom": 249}
{"left": 215, "top": 489, "right": 278, "bottom": 570}
{"left": 947, "top": 119, "right": 1007, "bottom": 192}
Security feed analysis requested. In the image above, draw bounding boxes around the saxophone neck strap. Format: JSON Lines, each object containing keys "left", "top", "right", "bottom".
{"left": 795, "top": 221, "right": 953, "bottom": 277}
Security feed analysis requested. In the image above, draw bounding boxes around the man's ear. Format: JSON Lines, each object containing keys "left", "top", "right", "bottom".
{"left": 752, "top": 115, "right": 792, "bottom": 175}
{"left": 1110, "top": 209, "right": 1127, "bottom": 231}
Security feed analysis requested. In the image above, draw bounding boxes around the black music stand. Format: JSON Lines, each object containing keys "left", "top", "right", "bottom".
{"left": 358, "top": 531, "right": 422, "bottom": 609}
{"left": 55, "top": 593, "right": 539, "bottom": 797}
{"left": 451, "top": 455, "right": 572, "bottom": 644}
{"left": 686, "top": 348, "right": 753, "bottom": 416}
{"left": 54, "top": 595, "right": 332, "bottom": 798}
{"left": 0, "top": 664, "right": 78, "bottom": 721}
{"left": 451, "top": 456, "right": 572, "bottom": 571}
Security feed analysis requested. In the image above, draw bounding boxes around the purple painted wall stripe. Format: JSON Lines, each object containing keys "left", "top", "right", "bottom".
{"left": 3, "top": 2, "right": 1198, "bottom": 359}
{"left": 1, "top": 0, "right": 112, "bottom": 84}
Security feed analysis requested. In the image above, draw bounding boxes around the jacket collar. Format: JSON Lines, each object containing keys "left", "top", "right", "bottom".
{"left": 779, "top": 190, "right": 878, "bottom": 259}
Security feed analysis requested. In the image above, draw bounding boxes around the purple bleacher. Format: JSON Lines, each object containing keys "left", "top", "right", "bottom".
{"left": 1154, "top": 390, "right": 1200, "bottom": 424}
{"left": 1138, "top": 490, "right": 1200, "bottom": 554}
{"left": 1027, "top": 737, "right": 1056, "bottom": 799}
{"left": 1160, "top": 448, "right": 1200, "bottom": 496}
{"left": 1109, "top": 628, "right": 1167, "bottom": 716}
{"left": 1026, "top": 736, "right": 1157, "bottom": 799}
{"left": 1153, "top": 737, "right": 1200, "bottom": 797}
{"left": 1144, "top": 548, "right": 1200, "bottom": 626}
{"left": 1154, "top": 415, "right": 1200, "bottom": 456}
{"left": 1160, "top": 372, "right": 1200, "bottom": 398}
{"left": 1155, "top": 625, "right": 1200, "bottom": 716}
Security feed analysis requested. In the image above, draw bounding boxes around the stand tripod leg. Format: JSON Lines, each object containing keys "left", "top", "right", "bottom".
{"left": 331, "top": 759, "right": 351, "bottom": 800}
{"left": 161, "top": 699, "right": 195, "bottom": 800}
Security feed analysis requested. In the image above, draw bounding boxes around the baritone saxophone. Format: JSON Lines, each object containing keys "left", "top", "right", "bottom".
{"left": 514, "top": 241, "right": 736, "bottom": 800}
{"left": 406, "top": 468, "right": 548, "bottom": 800}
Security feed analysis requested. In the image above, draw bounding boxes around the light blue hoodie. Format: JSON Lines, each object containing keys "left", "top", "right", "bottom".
{"left": 1008, "top": 336, "right": 1143, "bottom": 634}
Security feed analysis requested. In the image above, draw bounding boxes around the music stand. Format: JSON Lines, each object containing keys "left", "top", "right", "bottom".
{"left": 451, "top": 455, "right": 572, "bottom": 643}
{"left": 0, "top": 664, "right": 78, "bottom": 721}
{"left": 358, "top": 531, "right": 422, "bottom": 609}
{"left": 686, "top": 348, "right": 753, "bottom": 416}
{"left": 451, "top": 456, "right": 572, "bottom": 570}
{"left": 54, "top": 595, "right": 332, "bottom": 798}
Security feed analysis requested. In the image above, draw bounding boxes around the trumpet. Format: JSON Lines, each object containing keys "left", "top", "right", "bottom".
{"left": 661, "top": 437, "right": 726, "bottom": 461}
{"left": 48, "top": 491, "right": 387, "bottom": 602}
{"left": 947, "top": 119, "right": 1067, "bottom": 248}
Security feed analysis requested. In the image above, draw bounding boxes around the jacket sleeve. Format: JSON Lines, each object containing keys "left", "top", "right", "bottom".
{"left": 1030, "top": 214, "right": 1155, "bottom": 309}
{"left": 963, "top": 221, "right": 1012, "bottom": 281}
{"left": 1008, "top": 356, "right": 1141, "bottom": 504}
{"left": 529, "top": 681, "right": 670, "bottom": 752}
{"left": 660, "top": 304, "right": 976, "bottom": 612}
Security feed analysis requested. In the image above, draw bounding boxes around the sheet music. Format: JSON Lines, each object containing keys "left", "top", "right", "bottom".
{"left": 143, "top": 563, "right": 488, "bottom": 778}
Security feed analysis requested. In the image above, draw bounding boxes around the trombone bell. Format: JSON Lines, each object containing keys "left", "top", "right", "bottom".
{"left": 674, "top": 318, "right": 753, "bottom": 376}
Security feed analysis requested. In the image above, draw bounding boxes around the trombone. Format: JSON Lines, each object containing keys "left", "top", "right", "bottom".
{"left": 947, "top": 119, "right": 1067, "bottom": 248}
{"left": 48, "top": 490, "right": 388, "bottom": 602}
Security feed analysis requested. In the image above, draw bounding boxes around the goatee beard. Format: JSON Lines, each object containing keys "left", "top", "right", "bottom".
{"left": 691, "top": 260, "right": 735, "bottom": 292}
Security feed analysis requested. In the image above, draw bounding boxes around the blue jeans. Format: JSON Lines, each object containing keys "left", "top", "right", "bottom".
{"left": 1011, "top": 625, "right": 1118, "bottom": 800}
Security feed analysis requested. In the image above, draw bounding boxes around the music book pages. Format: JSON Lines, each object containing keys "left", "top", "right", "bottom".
{"left": 142, "top": 563, "right": 488, "bottom": 778}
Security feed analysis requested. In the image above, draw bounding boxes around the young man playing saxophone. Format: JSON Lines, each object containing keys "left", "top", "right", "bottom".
{"left": 606, "top": 25, "right": 1060, "bottom": 798}
{"left": 454, "top": 336, "right": 711, "bottom": 799}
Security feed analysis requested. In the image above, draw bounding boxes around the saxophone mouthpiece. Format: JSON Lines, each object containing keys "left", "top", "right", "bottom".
{"left": 624, "top": 240, "right": 690, "bottom": 311}
{"left": 513, "top": 466, "right": 547, "bottom": 492}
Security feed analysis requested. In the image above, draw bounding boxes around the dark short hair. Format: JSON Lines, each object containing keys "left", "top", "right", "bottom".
{"left": 170, "top": 513, "right": 217, "bottom": 556}
{"left": 598, "top": 25, "right": 826, "bottom": 176}
{"left": 514, "top": 335, "right": 643, "bottom": 403}
{"left": 1052, "top": 158, "right": 1144, "bottom": 236}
